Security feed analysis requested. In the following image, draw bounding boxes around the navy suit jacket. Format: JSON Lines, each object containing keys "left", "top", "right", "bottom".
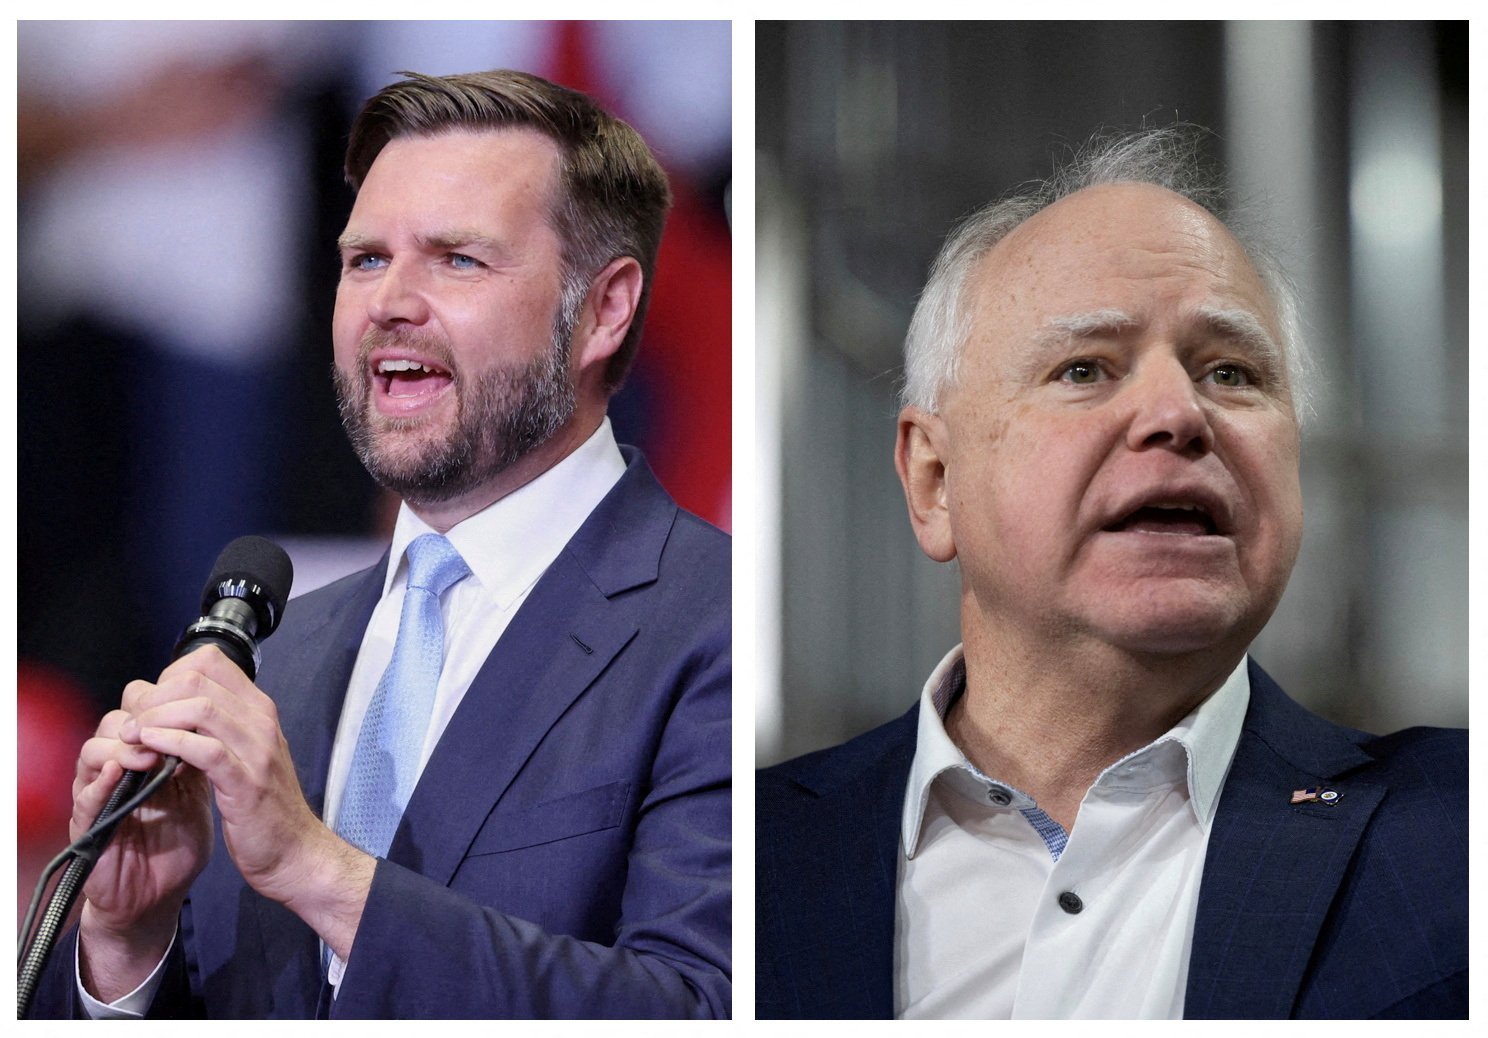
{"left": 36, "top": 449, "right": 731, "bottom": 1019}
{"left": 756, "top": 660, "right": 1466, "bottom": 1019}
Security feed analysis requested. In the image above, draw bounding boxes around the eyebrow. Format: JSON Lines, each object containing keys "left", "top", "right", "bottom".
{"left": 336, "top": 231, "right": 378, "bottom": 254}
{"left": 1014, "top": 304, "right": 1285, "bottom": 384}
{"left": 1033, "top": 309, "right": 1140, "bottom": 350}
{"left": 1192, "top": 305, "right": 1284, "bottom": 372}
{"left": 421, "top": 229, "right": 506, "bottom": 253}
{"left": 335, "top": 229, "right": 508, "bottom": 254}
{"left": 1030, "top": 306, "right": 1281, "bottom": 360}
{"left": 1000, "top": 309, "right": 1133, "bottom": 381}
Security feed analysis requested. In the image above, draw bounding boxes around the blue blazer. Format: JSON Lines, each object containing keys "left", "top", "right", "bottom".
{"left": 756, "top": 661, "right": 1466, "bottom": 1019}
{"left": 36, "top": 449, "right": 731, "bottom": 1018}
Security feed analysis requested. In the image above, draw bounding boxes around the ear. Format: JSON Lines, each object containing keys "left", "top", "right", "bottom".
{"left": 895, "top": 405, "right": 956, "bottom": 563}
{"left": 573, "top": 256, "right": 643, "bottom": 379}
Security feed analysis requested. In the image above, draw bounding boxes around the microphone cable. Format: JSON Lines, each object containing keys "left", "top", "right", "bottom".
{"left": 17, "top": 536, "right": 293, "bottom": 1018}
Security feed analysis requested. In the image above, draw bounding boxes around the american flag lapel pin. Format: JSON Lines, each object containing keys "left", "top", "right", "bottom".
{"left": 1291, "top": 786, "right": 1341, "bottom": 805}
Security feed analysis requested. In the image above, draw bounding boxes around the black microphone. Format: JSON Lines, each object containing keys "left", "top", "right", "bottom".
{"left": 102, "top": 535, "right": 295, "bottom": 837}
{"left": 173, "top": 534, "right": 295, "bottom": 678}
{"left": 17, "top": 536, "right": 294, "bottom": 1017}
{"left": 147, "top": 535, "right": 295, "bottom": 777}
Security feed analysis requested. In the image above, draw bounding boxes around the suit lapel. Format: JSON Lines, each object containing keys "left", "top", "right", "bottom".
{"left": 241, "top": 454, "right": 672, "bottom": 1011}
{"left": 1185, "top": 662, "right": 1382, "bottom": 1018}
{"left": 273, "top": 562, "right": 386, "bottom": 818}
{"left": 387, "top": 450, "right": 674, "bottom": 885}
{"left": 818, "top": 744, "right": 909, "bottom": 1019}
{"left": 388, "top": 552, "right": 638, "bottom": 882}
{"left": 773, "top": 708, "right": 916, "bottom": 1019}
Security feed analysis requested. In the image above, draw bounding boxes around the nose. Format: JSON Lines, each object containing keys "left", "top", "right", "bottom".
{"left": 1124, "top": 358, "right": 1214, "bottom": 455}
{"left": 365, "top": 259, "right": 431, "bottom": 328}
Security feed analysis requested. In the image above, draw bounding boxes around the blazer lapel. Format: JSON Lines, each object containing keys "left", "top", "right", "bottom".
{"left": 766, "top": 707, "right": 916, "bottom": 1019}
{"left": 273, "top": 562, "right": 387, "bottom": 818}
{"left": 816, "top": 744, "right": 909, "bottom": 1019}
{"left": 387, "top": 451, "right": 673, "bottom": 885}
{"left": 388, "top": 552, "right": 638, "bottom": 882}
{"left": 1185, "top": 662, "right": 1383, "bottom": 1018}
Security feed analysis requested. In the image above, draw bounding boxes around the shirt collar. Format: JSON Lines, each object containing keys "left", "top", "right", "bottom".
{"left": 382, "top": 417, "right": 627, "bottom": 606}
{"left": 902, "top": 645, "right": 1249, "bottom": 858}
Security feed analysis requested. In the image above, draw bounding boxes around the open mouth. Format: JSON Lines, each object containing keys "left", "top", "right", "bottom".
{"left": 1103, "top": 504, "right": 1219, "bottom": 537}
{"left": 375, "top": 358, "right": 453, "bottom": 400}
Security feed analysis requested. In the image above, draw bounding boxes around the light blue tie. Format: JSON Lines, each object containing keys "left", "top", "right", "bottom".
{"left": 336, "top": 533, "right": 470, "bottom": 859}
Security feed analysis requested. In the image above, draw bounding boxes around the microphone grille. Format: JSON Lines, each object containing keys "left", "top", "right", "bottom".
{"left": 202, "top": 536, "right": 295, "bottom": 636}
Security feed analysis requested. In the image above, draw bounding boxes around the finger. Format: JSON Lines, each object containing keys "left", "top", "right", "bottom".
{"left": 94, "top": 708, "right": 132, "bottom": 738}
{"left": 71, "top": 760, "right": 127, "bottom": 837}
{"left": 75, "top": 711, "right": 129, "bottom": 782}
{"left": 162, "top": 645, "right": 277, "bottom": 716}
{"left": 122, "top": 649, "right": 229, "bottom": 715}
{"left": 79, "top": 732, "right": 161, "bottom": 777}
{"left": 72, "top": 755, "right": 114, "bottom": 811}
{"left": 126, "top": 666, "right": 231, "bottom": 728}
{"left": 125, "top": 687, "right": 282, "bottom": 776}
{"left": 160, "top": 644, "right": 248, "bottom": 693}
{"left": 120, "top": 678, "right": 157, "bottom": 716}
{"left": 123, "top": 695, "right": 238, "bottom": 743}
{"left": 131, "top": 662, "right": 281, "bottom": 763}
{"left": 135, "top": 726, "right": 240, "bottom": 792}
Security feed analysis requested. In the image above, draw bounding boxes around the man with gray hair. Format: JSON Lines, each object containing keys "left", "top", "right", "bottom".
{"left": 756, "top": 128, "right": 1465, "bottom": 1019}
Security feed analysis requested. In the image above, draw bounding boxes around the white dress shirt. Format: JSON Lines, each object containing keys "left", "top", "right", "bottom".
{"left": 895, "top": 645, "right": 1249, "bottom": 1019}
{"left": 321, "top": 419, "right": 627, "bottom": 844}
{"left": 80, "top": 419, "right": 626, "bottom": 1016}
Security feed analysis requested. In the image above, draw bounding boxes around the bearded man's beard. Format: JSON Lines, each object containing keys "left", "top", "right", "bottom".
{"left": 334, "top": 304, "right": 578, "bottom": 505}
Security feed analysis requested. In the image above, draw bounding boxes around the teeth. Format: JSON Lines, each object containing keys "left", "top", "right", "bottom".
{"left": 377, "top": 359, "right": 440, "bottom": 374}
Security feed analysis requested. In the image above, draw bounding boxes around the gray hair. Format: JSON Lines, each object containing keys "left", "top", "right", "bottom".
{"left": 900, "top": 126, "right": 1312, "bottom": 421}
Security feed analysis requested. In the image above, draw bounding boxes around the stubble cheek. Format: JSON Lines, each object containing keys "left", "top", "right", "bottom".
{"left": 330, "top": 291, "right": 366, "bottom": 378}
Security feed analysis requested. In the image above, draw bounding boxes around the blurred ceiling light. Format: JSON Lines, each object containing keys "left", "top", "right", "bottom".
{"left": 1350, "top": 149, "right": 1442, "bottom": 245}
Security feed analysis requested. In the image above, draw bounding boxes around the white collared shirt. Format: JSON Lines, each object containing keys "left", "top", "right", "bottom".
{"left": 321, "top": 418, "right": 626, "bottom": 836}
{"left": 81, "top": 418, "right": 626, "bottom": 1016}
{"left": 321, "top": 418, "right": 625, "bottom": 986}
{"left": 895, "top": 646, "right": 1249, "bottom": 1019}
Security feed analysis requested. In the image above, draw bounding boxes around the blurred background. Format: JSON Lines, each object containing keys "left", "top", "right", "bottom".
{"left": 17, "top": 19, "right": 731, "bottom": 920}
{"left": 756, "top": 21, "right": 1467, "bottom": 765}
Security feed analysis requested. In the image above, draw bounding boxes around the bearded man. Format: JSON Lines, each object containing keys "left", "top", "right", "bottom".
{"left": 35, "top": 70, "right": 730, "bottom": 1020}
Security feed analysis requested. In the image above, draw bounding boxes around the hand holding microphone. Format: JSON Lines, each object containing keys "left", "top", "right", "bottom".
{"left": 19, "top": 537, "right": 294, "bottom": 1013}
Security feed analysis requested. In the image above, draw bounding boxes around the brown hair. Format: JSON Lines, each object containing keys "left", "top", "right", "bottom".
{"left": 345, "top": 69, "right": 672, "bottom": 391}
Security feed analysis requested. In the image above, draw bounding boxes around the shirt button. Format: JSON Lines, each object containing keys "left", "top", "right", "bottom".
{"left": 1058, "top": 891, "right": 1083, "bottom": 915}
{"left": 987, "top": 786, "right": 1012, "bottom": 806}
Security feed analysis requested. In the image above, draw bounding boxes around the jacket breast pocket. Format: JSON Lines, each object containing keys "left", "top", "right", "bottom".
{"left": 465, "top": 779, "right": 634, "bottom": 856}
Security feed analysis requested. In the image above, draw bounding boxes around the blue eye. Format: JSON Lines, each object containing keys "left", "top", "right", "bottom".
{"left": 349, "top": 254, "right": 386, "bottom": 271}
{"left": 449, "top": 253, "right": 481, "bottom": 270}
{"left": 1059, "top": 360, "right": 1104, "bottom": 385}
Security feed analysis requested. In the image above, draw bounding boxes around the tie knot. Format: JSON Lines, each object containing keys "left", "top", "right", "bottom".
{"left": 404, "top": 534, "right": 469, "bottom": 598}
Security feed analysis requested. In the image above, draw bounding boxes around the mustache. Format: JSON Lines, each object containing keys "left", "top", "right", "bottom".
{"left": 356, "top": 326, "right": 459, "bottom": 376}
